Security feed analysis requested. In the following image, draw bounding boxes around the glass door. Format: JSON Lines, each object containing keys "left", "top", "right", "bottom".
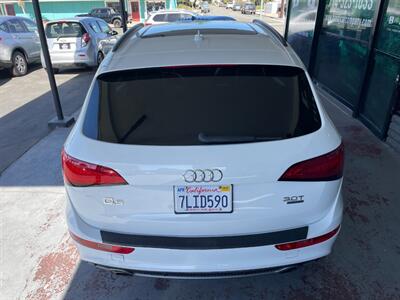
{"left": 360, "top": 0, "right": 400, "bottom": 137}
{"left": 286, "top": 0, "right": 319, "bottom": 68}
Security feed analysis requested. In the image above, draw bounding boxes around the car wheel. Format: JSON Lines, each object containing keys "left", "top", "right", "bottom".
{"left": 11, "top": 51, "right": 28, "bottom": 77}
{"left": 113, "top": 19, "right": 122, "bottom": 28}
{"left": 97, "top": 52, "right": 104, "bottom": 66}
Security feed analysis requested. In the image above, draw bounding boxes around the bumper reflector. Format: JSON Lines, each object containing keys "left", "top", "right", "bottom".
{"left": 69, "top": 231, "right": 135, "bottom": 254}
{"left": 275, "top": 225, "right": 340, "bottom": 251}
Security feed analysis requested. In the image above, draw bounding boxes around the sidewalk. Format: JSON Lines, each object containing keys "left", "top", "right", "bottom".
{"left": 1, "top": 90, "right": 399, "bottom": 299}
{"left": 0, "top": 68, "right": 94, "bottom": 174}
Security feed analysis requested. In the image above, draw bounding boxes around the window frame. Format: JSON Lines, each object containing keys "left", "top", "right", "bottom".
{"left": 97, "top": 20, "right": 112, "bottom": 34}
{"left": 20, "top": 18, "right": 37, "bottom": 33}
{"left": 0, "top": 21, "right": 9, "bottom": 33}
{"left": 6, "top": 18, "right": 27, "bottom": 33}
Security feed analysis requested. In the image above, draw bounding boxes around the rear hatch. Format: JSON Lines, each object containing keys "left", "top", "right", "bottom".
{"left": 45, "top": 21, "right": 87, "bottom": 53}
{"left": 64, "top": 65, "right": 342, "bottom": 236}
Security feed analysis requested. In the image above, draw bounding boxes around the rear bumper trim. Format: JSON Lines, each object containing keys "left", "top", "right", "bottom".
{"left": 94, "top": 263, "right": 301, "bottom": 279}
{"left": 100, "top": 227, "right": 308, "bottom": 250}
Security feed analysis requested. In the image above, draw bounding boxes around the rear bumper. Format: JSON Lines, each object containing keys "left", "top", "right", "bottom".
{"left": 42, "top": 50, "right": 96, "bottom": 68}
{"left": 94, "top": 263, "right": 300, "bottom": 279}
{"left": 66, "top": 192, "right": 342, "bottom": 276}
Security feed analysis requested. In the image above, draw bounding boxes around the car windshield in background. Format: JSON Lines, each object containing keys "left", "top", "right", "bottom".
{"left": 84, "top": 65, "right": 321, "bottom": 145}
{"left": 45, "top": 22, "right": 85, "bottom": 38}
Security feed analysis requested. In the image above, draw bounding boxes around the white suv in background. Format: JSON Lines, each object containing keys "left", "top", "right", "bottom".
{"left": 63, "top": 21, "right": 343, "bottom": 278}
{"left": 144, "top": 10, "right": 197, "bottom": 25}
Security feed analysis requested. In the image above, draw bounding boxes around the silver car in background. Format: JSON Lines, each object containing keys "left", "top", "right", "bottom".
{"left": 42, "top": 17, "right": 118, "bottom": 72}
{"left": 0, "top": 16, "right": 40, "bottom": 76}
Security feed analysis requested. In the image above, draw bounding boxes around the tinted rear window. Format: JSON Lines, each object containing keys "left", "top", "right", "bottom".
{"left": 83, "top": 65, "right": 321, "bottom": 145}
{"left": 45, "top": 22, "right": 86, "bottom": 38}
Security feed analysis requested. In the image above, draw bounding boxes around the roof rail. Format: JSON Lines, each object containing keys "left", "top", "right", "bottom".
{"left": 112, "top": 23, "right": 144, "bottom": 52}
{"left": 252, "top": 19, "right": 287, "bottom": 47}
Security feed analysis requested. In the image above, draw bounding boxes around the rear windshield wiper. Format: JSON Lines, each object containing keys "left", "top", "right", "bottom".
{"left": 198, "top": 132, "right": 283, "bottom": 144}
{"left": 118, "top": 114, "right": 147, "bottom": 143}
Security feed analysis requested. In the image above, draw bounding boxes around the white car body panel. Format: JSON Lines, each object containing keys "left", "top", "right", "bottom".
{"left": 64, "top": 21, "right": 343, "bottom": 276}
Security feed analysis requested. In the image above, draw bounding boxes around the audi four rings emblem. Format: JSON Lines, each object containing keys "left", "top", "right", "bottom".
{"left": 183, "top": 169, "right": 223, "bottom": 183}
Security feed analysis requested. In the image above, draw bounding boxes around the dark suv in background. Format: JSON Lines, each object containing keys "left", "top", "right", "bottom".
{"left": 76, "top": 7, "right": 124, "bottom": 28}
{"left": 241, "top": 3, "right": 256, "bottom": 14}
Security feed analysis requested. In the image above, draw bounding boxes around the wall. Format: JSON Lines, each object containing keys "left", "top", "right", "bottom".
{"left": 13, "top": 1, "right": 105, "bottom": 20}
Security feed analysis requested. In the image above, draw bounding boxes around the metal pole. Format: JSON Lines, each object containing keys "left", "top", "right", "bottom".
{"left": 119, "top": 0, "right": 127, "bottom": 33}
{"left": 31, "top": 0, "right": 63, "bottom": 121}
{"left": 307, "top": 0, "right": 327, "bottom": 76}
{"left": 32, "top": 0, "right": 74, "bottom": 128}
{"left": 283, "top": 0, "right": 292, "bottom": 40}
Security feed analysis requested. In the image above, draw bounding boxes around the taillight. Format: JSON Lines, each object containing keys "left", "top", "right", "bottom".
{"left": 144, "top": 22, "right": 151, "bottom": 26}
{"left": 279, "top": 143, "right": 344, "bottom": 181}
{"left": 81, "top": 33, "right": 90, "bottom": 46}
{"left": 61, "top": 149, "right": 127, "bottom": 187}
{"left": 275, "top": 225, "right": 340, "bottom": 251}
{"left": 70, "top": 231, "right": 134, "bottom": 254}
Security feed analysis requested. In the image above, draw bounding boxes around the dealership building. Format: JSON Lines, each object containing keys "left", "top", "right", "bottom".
{"left": 0, "top": 0, "right": 176, "bottom": 21}
{"left": 285, "top": 0, "right": 400, "bottom": 151}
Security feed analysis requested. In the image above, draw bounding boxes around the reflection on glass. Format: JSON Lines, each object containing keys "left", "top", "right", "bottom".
{"left": 360, "top": 0, "right": 400, "bottom": 134}
{"left": 360, "top": 54, "right": 399, "bottom": 132}
{"left": 287, "top": 0, "right": 319, "bottom": 67}
{"left": 377, "top": 0, "right": 400, "bottom": 55}
{"left": 322, "top": 0, "right": 377, "bottom": 41}
{"left": 314, "top": 35, "right": 368, "bottom": 107}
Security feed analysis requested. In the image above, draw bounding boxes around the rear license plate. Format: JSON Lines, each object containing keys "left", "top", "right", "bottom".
{"left": 174, "top": 185, "right": 233, "bottom": 214}
{"left": 59, "top": 43, "right": 70, "bottom": 50}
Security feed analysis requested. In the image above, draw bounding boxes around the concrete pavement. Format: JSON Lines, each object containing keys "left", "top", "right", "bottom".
{"left": 0, "top": 67, "right": 94, "bottom": 175}
{"left": 1, "top": 84, "right": 399, "bottom": 299}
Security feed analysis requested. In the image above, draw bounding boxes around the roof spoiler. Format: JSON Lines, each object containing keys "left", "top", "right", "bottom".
{"left": 252, "top": 19, "right": 287, "bottom": 47}
{"left": 112, "top": 23, "right": 144, "bottom": 52}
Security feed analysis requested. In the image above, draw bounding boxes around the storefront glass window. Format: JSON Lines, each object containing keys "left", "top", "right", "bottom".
{"left": 286, "top": 0, "right": 319, "bottom": 67}
{"left": 377, "top": 0, "right": 400, "bottom": 55}
{"left": 322, "top": 0, "right": 376, "bottom": 41}
{"left": 361, "top": 54, "right": 399, "bottom": 132}
{"left": 313, "top": 0, "right": 378, "bottom": 108}
{"left": 314, "top": 36, "right": 368, "bottom": 107}
{"left": 360, "top": 0, "right": 400, "bottom": 135}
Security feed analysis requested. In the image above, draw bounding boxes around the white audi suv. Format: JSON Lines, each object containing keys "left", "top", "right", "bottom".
{"left": 63, "top": 20, "right": 344, "bottom": 278}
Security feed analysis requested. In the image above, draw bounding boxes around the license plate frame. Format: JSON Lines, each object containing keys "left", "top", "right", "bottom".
{"left": 174, "top": 185, "right": 233, "bottom": 214}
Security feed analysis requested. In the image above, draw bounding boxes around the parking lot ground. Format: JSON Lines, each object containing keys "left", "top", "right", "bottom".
{"left": 0, "top": 67, "right": 94, "bottom": 175}
{"left": 1, "top": 81, "right": 399, "bottom": 299}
